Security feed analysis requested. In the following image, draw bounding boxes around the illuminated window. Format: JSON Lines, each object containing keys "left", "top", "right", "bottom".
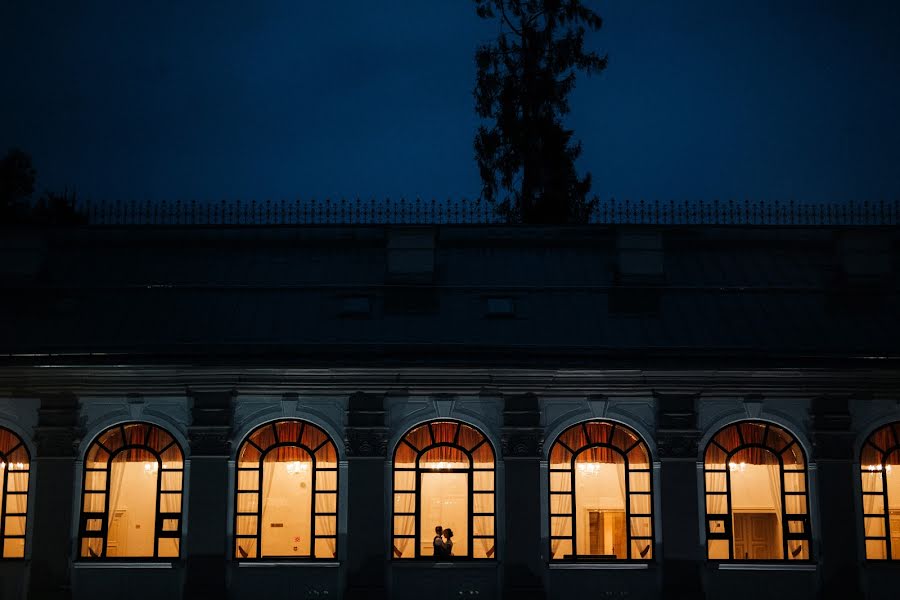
{"left": 78, "top": 422, "right": 184, "bottom": 559}
{"left": 703, "top": 421, "right": 811, "bottom": 560}
{"left": 234, "top": 420, "right": 338, "bottom": 560}
{"left": 0, "top": 427, "right": 30, "bottom": 559}
{"left": 392, "top": 420, "right": 495, "bottom": 559}
{"left": 548, "top": 421, "right": 653, "bottom": 560}
{"left": 860, "top": 422, "right": 900, "bottom": 560}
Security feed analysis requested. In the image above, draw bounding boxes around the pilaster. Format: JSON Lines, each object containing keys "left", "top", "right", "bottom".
{"left": 655, "top": 392, "right": 704, "bottom": 600}
{"left": 184, "top": 390, "right": 234, "bottom": 598}
{"left": 28, "top": 394, "right": 80, "bottom": 600}
{"left": 344, "top": 392, "right": 388, "bottom": 600}
{"left": 501, "top": 393, "right": 544, "bottom": 599}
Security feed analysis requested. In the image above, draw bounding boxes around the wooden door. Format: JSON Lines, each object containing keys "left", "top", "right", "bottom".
{"left": 587, "top": 509, "right": 627, "bottom": 558}
{"left": 733, "top": 513, "right": 778, "bottom": 559}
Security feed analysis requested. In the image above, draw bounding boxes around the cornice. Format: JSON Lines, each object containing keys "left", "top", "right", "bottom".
{"left": 1, "top": 366, "right": 899, "bottom": 397}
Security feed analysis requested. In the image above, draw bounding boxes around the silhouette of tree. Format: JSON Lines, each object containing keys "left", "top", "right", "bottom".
{"left": 0, "top": 148, "right": 36, "bottom": 221}
{"left": 0, "top": 148, "right": 86, "bottom": 225}
{"left": 473, "top": 0, "right": 606, "bottom": 224}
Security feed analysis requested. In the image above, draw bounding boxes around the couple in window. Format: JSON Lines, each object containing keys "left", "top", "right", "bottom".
{"left": 432, "top": 525, "right": 455, "bottom": 557}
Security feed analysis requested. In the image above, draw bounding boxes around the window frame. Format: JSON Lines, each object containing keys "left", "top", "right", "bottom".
{"left": 0, "top": 426, "right": 31, "bottom": 560}
{"left": 233, "top": 419, "right": 339, "bottom": 561}
{"left": 547, "top": 420, "right": 655, "bottom": 562}
{"left": 77, "top": 421, "right": 185, "bottom": 561}
{"left": 391, "top": 419, "right": 496, "bottom": 560}
{"left": 702, "top": 420, "right": 812, "bottom": 562}
{"left": 860, "top": 421, "right": 900, "bottom": 561}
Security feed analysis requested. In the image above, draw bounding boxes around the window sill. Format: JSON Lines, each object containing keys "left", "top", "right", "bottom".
{"left": 236, "top": 561, "right": 340, "bottom": 568}
{"left": 393, "top": 561, "right": 498, "bottom": 569}
{"left": 715, "top": 563, "right": 816, "bottom": 572}
{"left": 863, "top": 561, "right": 900, "bottom": 568}
{"left": 550, "top": 562, "right": 650, "bottom": 570}
{"left": 73, "top": 562, "right": 176, "bottom": 570}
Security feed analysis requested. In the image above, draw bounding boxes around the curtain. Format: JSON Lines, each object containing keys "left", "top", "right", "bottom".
{"left": 393, "top": 491, "right": 416, "bottom": 558}
{"left": 766, "top": 463, "right": 784, "bottom": 557}
{"left": 861, "top": 469, "right": 883, "bottom": 544}
{"left": 107, "top": 459, "right": 127, "bottom": 550}
{"left": 159, "top": 469, "right": 180, "bottom": 557}
{"left": 236, "top": 485, "right": 259, "bottom": 557}
{"left": 550, "top": 469, "right": 571, "bottom": 558}
{"left": 474, "top": 515, "right": 493, "bottom": 556}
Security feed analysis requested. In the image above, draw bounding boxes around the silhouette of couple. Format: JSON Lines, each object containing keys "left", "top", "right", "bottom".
{"left": 432, "top": 525, "right": 454, "bottom": 557}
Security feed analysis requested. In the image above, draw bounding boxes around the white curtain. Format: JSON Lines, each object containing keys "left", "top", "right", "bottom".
{"left": 861, "top": 470, "right": 884, "bottom": 558}
{"left": 550, "top": 471, "right": 571, "bottom": 558}
{"left": 159, "top": 470, "right": 180, "bottom": 557}
{"left": 628, "top": 469, "right": 652, "bottom": 558}
{"left": 316, "top": 488, "right": 337, "bottom": 557}
{"left": 393, "top": 491, "right": 416, "bottom": 558}
{"left": 862, "top": 471, "right": 882, "bottom": 533}
{"left": 106, "top": 459, "right": 127, "bottom": 555}
{"left": 766, "top": 464, "right": 784, "bottom": 558}
{"left": 236, "top": 487, "right": 259, "bottom": 557}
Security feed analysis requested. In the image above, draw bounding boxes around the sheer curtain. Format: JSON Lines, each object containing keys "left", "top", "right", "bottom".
{"left": 766, "top": 463, "right": 784, "bottom": 557}
{"left": 550, "top": 471, "right": 571, "bottom": 558}
{"left": 236, "top": 489, "right": 258, "bottom": 557}
{"left": 107, "top": 458, "right": 127, "bottom": 548}
{"left": 393, "top": 491, "right": 415, "bottom": 558}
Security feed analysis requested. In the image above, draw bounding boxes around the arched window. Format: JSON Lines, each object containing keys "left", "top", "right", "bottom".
{"left": 703, "top": 421, "right": 810, "bottom": 560}
{"left": 392, "top": 420, "right": 495, "bottom": 559}
{"left": 0, "top": 427, "right": 30, "bottom": 559}
{"left": 548, "top": 420, "right": 654, "bottom": 561}
{"left": 78, "top": 422, "right": 185, "bottom": 559}
{"left": 234, "top": 420, "right": 338, "bottom": 560}
{"left": 860, "top": 422, "right": 900, "bottom": 560}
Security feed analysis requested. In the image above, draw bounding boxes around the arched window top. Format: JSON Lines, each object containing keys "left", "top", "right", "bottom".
{"left": 704, "top": 420, "right": 806, "bottom": 470}
{"left": 860, "top": 421, "right": 900, "bottom": 560}
{"left": 550, "top": 420, "right": 650, "bottom": 468}
{"left": 236, "top": 419, "right": 338, "bottom": 468}
{"left": 79, "top": 422, "right": 184, "bottom": 559}
{"left": 234, "top": 419, "right": 338, "bottom": 560}
{"left": 0, "top": 427, "right": 30, "bottom": 466}
{"left": 861, "top": 422, "right": 900, "bottom": 468}
{"left": 85, "top": 422, "right": 184, "bottom": 468}
{"left": 548, "top": 420, "right": 654, "bottom": 561}
{"left": 1, "top": 426, "right": 30, "bottom": 559}
{"left": 394, "top": 420, "right": 494, "bottom": 469}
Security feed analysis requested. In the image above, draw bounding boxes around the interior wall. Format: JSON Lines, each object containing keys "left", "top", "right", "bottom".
{"left": 730, "top": 466, "right": 779, "bottom": 511}
{"left": 108, "top": 462, "right": 157, "bottom": 557}
{"left": 420, "top": 473, "right": 467, "bottom": 557}
{"left": 574, "top": 464, "right": 625, "bottom": 555}
{"left": 261, "top": 462, "right": 312, "bottom": 557}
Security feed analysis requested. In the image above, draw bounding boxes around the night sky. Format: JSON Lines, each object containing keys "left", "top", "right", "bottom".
{"left": 2, "top": 1, "right": 899, "bottom": 204}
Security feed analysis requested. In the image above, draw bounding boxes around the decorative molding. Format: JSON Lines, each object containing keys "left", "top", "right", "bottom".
{"left": 588, "top": 396, "right": 609, "bottom": 419}
{"left": 281, "top": 395, "right": 300, "bottom": 418}
{"left": 432, "top": 395, "right": 455, "bottom": 418}
{"left": 743, "top": 396, "right": 764, "bottom": 419}
{"left": 500, "top": 430, "right": 544, "bottom": 458}
{"left": 127, "top": 395, "right": 146, "bottom": 420}
{"left": 656, "top": 430, "right": 700, "bottom": 460}
{"left": 345, "top": 427, "right": 389, "bottom": 458}
{"left": 0, "top": 398, "right": 18, "bottom": 421}
{"left": 188, "top": 426, "right": 232, "bottom": 457}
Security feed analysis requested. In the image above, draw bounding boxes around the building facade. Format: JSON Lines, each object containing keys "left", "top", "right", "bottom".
{"left": 0, "top": 223, "right": 898, "bottom": 599}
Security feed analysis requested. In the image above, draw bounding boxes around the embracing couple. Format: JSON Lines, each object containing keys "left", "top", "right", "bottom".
{"left": 432, "top": 525, "right": 454, "bottom": 558}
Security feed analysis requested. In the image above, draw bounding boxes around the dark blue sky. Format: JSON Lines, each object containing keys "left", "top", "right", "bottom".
{"left": 2, "top": 1, "right": 899, "bottom": 203}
